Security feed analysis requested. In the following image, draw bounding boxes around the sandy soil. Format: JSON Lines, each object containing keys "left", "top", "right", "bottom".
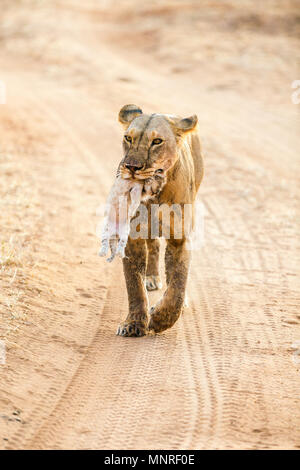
{"left": 0, "top": 0, "right": 300, "bottom": 450}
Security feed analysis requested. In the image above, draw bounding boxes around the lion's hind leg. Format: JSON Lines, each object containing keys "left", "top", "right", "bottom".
{"left": 149, "top": 238, "right": 190, "bottom": 333}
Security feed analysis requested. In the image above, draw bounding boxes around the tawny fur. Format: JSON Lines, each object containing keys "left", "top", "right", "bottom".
{"left": 104, "top": 104, "right": 203, "bottom": 337}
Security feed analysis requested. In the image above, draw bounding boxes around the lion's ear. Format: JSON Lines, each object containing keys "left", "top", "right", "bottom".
{"left": 176, "top": 114, "right": 198, "bottom": 133}
{"left": 167, "top": 114, "right": 198, "bottom": 140}
{"left": 118, "top": 104, "right": 143, "bottom": 128}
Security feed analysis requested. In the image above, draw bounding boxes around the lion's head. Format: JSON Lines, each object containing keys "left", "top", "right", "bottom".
{"left": 118, "top": 104, "right": 198, "bottom": 181}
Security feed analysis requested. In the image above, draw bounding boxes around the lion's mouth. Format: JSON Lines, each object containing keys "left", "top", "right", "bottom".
{"left": 120, "top": 164, "right": 162, "bottom": 181}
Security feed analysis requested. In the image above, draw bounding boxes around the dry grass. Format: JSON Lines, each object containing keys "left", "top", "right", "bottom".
{"left": 0, "top": 109, "right": 47, "bottom": 344}
{"left": 0, "top": 162, "right": 32, "bottom": 343}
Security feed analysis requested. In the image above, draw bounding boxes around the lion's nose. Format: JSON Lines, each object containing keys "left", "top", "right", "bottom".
{"left": 125, "top": 162, "right": 143, "bottom": 172}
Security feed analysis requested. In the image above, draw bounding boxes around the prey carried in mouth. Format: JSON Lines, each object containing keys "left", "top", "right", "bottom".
{"left": 99, "top": 168, "right": 166, "bottom": 262}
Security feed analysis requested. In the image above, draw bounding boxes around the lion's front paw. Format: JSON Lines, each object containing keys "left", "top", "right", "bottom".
{"left": 116, "top": 320, "right": 148, "bottom": 337}
{"left": 148, "top": 308, "right": 166, "bottom": 333}
{"left": 148, "top": 302, "right": 182, "bottom": 334}
{"left": 145, "top": 275, "right": 162, "bottom": 291}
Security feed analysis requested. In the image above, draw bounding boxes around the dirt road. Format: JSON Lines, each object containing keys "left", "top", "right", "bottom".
{"left": 0, "top": 0, "right": 300, "bottom": 449}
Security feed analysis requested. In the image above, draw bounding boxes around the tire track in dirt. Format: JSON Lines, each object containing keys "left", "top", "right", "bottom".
{"left": 27, "top": 268, "right": 120, "bottom": 449}
{"left": 181, "top": 291, "right": 223, "bottom": 449}
{"left": 198, "top": 179, "right": 299, "bottom": 448}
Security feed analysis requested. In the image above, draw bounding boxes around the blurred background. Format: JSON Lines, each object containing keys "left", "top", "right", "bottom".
{"left": 1, "top": 1, "right": 300, "bottom": 98}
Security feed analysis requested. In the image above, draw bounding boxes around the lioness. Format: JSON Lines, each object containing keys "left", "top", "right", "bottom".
{"left": 115, "top": 104, "right": 203, "bottom": 336}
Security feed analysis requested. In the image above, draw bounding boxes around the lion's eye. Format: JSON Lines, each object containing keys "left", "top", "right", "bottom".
{"left": 152, "top": 138, "right": 163, "bottom": 145}
{"left": 125, "top": 135, "right": 132, "bottom": 143}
